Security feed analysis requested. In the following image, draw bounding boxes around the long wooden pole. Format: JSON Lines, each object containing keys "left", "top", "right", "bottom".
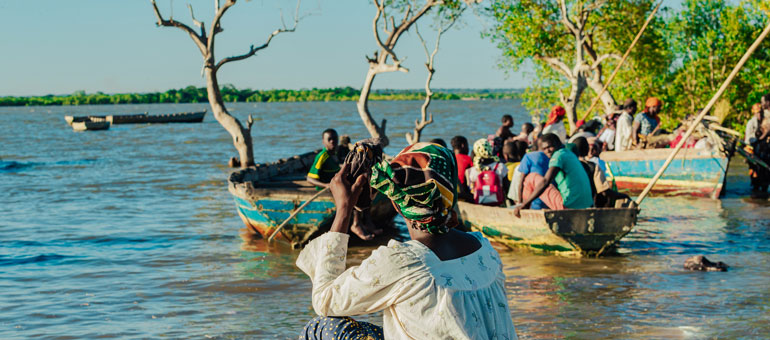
{"left": 635, "top": 21, "right": 770, "bottom": 205}
{"left": 579, "top": 1, "right": 663, "bottom": 122}
{"left": 267, "top": 187, "right": 329, "bottom": 242}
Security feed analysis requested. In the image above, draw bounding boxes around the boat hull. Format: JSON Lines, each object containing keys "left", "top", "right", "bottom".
{"left": 601, "top": 148, "right": 730, "bottom": 199}
{"left": 71, "top": 119, "right": 110, "bottom": 131}
{"left": 228, "top": 151, "right": 397, "bottom": 248}
{"left": 64, "top": 111, "right": 206, "bottom": 126}
{"left": 456, "top": 201, "right": 638, "bottom": 256}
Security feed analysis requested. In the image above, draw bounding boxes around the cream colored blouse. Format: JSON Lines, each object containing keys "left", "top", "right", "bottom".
{"left": 296, "top": 231, "right": 518, "bottom": 340}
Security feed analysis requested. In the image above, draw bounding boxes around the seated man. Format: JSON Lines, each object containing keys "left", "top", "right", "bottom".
{"left": 307, "top": 129, "right": 380, "bottom": 240}
{"left": 507, "top": 139, "right": 561, "bottom": 210}
{"left": 514, "top": 133, "right": 593, "bottom": 217}
{"left": 307, "top": 128, "right": 341, "bottom": 188}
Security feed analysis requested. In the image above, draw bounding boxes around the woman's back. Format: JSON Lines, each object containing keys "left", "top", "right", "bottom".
{"left": 297, "top": 231, "right": 517, "bottom": 340}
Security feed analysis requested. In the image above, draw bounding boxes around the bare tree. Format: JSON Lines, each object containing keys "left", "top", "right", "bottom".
{"left": 150, "top": 0, "right": 300, "bottom": 167}
{"left": 357, "top": 0, "right": 477, "bottom": 147}
{"left": 405, "top": 10, "right": 462, "bottom": 145}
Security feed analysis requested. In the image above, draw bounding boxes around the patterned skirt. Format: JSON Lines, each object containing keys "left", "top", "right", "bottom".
{"left": 299, "top": 316, "right": 383, "bottom": 340}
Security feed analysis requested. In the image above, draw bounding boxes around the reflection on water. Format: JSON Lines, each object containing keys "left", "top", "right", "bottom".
{"left": 1, "top": 101, "right": 769, "bottom": 339}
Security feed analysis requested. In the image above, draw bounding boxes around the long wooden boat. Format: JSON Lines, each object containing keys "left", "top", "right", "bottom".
{"left": 456, "top": 200, "right": 639, "bottom": 256}
{"left": 601, "top": 147, "right": 732, "bottom": 199}
{"left": 228, "top": 150, "right": 397, "bottom": 248}
{"left": 71, "top": 117, "right": 110, "bottom": 131}
{"left": 64, "top": 110, "right": 206, "bottom": 126}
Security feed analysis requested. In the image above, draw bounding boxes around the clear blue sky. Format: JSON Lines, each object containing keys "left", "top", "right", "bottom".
{"left": 0, "top": 0, "right": 535, "bottom": 96}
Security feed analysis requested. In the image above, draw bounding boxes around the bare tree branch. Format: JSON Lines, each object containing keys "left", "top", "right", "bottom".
{"left": 206, "top": 0, "right": 236, "bottom": 54}
{"left": 151, "top": 0, "right": 207, "bottom": 55}
{"left": 214, "top": 0, "right": 301, "bottom": 71}
{"left": 536, "top": 55, "right": 573, "bottom": 79}
{"left": 216, "top": 25, "right": 297, "bottom": 70}
{"left": 187, "top": 3, "right": 207, "bottom": 38}
{"left": 557, "top": 0, "right": 579, "bottom": 36}
{"left": 591, "top": 53, "right": 622, "bottom": 70}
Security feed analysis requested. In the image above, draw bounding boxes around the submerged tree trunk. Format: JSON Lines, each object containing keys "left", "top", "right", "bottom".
{"left": 205, "top": 68, "right": 254, "bottom": 167}
{"left": 151, "top": 0, "right": 298, "bottom": 168}
{"left": 356, "top": 68, "right": 388, "bottom": 146}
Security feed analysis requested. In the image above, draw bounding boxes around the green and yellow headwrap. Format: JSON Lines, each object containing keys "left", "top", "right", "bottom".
{"left": 473, "top": 138, "right": 499, "bottom": 171}
{"left": 370, "top": 142, "right": 458, "bottom": 234}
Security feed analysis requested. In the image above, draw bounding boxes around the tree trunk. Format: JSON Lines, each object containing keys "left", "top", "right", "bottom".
{"left": 587, "top": 77, "right": 618, "bottom": 115}
{"left": 356, "top": 67, "right": 389, "bottom": 146}
{"left": 563, "top": 74, "right": 587, "bottom": 133}
{"left": 204, "top": 67, "right": 254, "bottom": 168}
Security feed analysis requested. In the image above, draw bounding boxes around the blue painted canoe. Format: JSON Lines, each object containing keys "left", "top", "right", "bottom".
{"left": 601, "top": 148, "right": 732, "bottom": 199}
{"left": 227, "top": 150, "right": 396, "bottom": 248}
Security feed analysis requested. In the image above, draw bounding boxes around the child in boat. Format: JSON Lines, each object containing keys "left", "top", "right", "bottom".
{"left": 513, "top": 122, "right": 534, "bottom": 146}
{"left": 468, "top": 139, "right": 508, "bottom": 206}
{"left": 451, "top": 136, "right": 474, "bottom": 201}
{"left": 513, "top": 133, "right": 593, "bottom": 217}
{"left": 307, "top": 129, "right": 379, "bottom": 240}
{"left": 306, "top": 128, "right": 341, "bottom": 188}
{"left": 496, "top": 114, "right": 515, "bottom": 141}
{"left": 297, "top": 143, "right": 518, "bottom": 340}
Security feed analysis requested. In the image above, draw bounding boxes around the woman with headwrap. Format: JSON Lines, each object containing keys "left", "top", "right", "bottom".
{"left": 541, "top": 105, "right": 567, "bottom": 143}
{"left": 632, "top": 97, "right": 663, "bottom": 148}
{"left": 296, "top": 142, "right": 517, "bottom": 340}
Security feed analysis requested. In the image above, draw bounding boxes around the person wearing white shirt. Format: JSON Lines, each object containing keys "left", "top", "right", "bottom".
{"left": 615, "top": 99, "right": 637, "bottom": 151}
{"left": 297, "top": 142, "right": 517, "bottom": 340}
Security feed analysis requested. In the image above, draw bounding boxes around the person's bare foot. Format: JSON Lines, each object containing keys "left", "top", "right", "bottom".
{"left": 350, "top": 210, "right": 375, "bottom": 241}
{"left": 361, "top": 210, "right": 383, "bottom": 236}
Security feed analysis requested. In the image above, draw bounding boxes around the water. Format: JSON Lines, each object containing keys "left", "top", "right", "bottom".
{"left": 1, "top": 101, "right": 769, "bottom": 339}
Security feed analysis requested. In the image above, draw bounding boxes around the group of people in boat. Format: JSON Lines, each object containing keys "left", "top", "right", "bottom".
{"left": 445, "top": 110, "right": 629, "bottom": 217}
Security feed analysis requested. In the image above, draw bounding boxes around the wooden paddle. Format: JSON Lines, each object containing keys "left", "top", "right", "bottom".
{"left": 267, "top": 187, "right": 330, "bottom": 243}
{"left": 635, "top": 21, "right": 770, "bottom": 205}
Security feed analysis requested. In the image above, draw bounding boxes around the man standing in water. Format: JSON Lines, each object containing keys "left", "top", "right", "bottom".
{"left": 307, "top": 129, "right": 381, "bottom": 240}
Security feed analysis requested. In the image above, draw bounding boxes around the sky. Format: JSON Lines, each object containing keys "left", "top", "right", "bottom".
{"left": 0, "top": 0, "right": 537, "bottom": 96}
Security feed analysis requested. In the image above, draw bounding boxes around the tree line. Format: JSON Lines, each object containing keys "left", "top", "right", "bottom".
{"left": 0, "top": 86, "right": 519, "bottom": 107}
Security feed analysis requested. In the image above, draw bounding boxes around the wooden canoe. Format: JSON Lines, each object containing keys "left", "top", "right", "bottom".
{"left": 64, "top": 111, "right": 206, "bottom": 126}
{"left": 456, "top": 201, "right": 639, "bottom": 256}
{"left": 228, "top": 150, "right": 397, "bottom": 248}
{"left": 71, "top": 117, "right": 110, "bottom": 131}
{"left": 601, "top": 148, "right": 732, "bottom": 199}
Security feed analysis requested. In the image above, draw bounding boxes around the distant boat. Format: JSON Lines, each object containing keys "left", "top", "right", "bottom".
{"left": 71, "top": 117, "right": 110, "bottom": 131}
{"left": 456, "top": 201, "right": 639, "bottom": 256}
{"left": 64, "top": 110, "right": 206, "bottom": 126}
{"left": 228, "top": 150, "right": 397, "bottom": 248}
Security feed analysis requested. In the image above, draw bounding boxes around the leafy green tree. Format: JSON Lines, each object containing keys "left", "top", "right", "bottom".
{"left": 661, "top": 0, "right": 770, "bottom": 131}
{"left": 487, "top": 0, "right": 670, "bottom": 131}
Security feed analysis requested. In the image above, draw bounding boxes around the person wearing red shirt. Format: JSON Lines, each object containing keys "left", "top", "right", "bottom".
{"left": 451, "top": 136, "right": 473, "bottom": 200}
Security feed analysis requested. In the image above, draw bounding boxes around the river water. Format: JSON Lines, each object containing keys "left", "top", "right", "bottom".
{"left": 1, "top": 100, "right": 769, "bottom": 339}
